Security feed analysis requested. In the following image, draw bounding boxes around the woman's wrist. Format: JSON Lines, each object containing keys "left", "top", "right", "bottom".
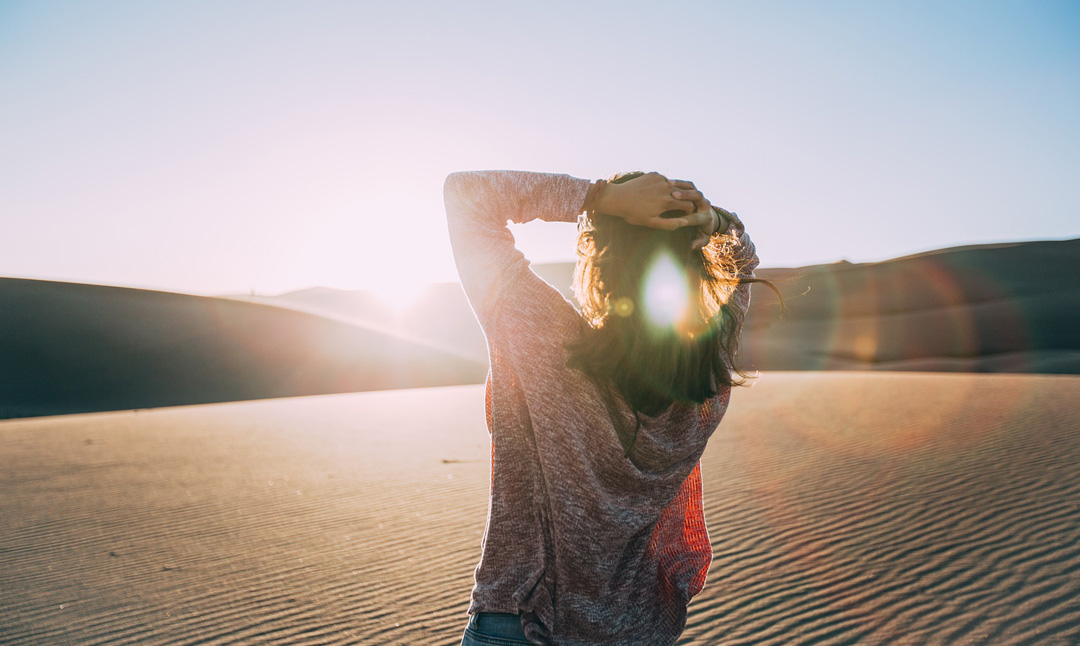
{"left": 583, "top": 179, "right": 608, "bottom": 216}
{"left": 705, "top": 208, "right": 720, "bottom": 236}
{"left": 711, "top": 207, "right": 732, "bottom": 236}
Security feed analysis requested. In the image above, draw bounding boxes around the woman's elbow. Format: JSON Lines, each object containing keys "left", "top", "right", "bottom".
{"left": 443, "top": 171, "right": 473, "bottom": 201}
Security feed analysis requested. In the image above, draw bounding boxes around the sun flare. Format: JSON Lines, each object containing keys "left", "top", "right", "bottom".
{"left": 642, "top": 252, "right": 690, "bottom": 330}
{"left": 369, "top": 278, "right": 429, "bottom": 313}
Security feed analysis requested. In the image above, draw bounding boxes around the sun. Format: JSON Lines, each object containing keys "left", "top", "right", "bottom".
{"left": 369, "top": 275, "right": 429, "bottom": 313}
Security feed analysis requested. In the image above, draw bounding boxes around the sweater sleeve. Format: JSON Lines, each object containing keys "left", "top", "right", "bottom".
{"left": 443, "top": 170, "right": 591, "bottom": 329}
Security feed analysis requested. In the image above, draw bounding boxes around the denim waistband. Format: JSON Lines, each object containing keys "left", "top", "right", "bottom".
{"left": 469, "top": 612, "right": 528, "bottom": 640}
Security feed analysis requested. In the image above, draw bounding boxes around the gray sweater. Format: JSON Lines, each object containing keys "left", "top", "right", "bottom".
{"left": 444, "top": 171, "right": 757, "bottom": 645}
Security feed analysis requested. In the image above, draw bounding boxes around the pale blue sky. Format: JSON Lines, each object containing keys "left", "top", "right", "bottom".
{"left": 2, "top": 1, "right": 1077, "bottom": 297}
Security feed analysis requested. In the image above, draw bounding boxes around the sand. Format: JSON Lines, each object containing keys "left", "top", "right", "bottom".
{"left": 2, "top": 372, "right": 1079, "bottom": 645}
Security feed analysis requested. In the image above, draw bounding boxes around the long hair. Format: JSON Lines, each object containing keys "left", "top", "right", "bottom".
{"left": 566, "top": 172, "right": 761, "bottom": 422}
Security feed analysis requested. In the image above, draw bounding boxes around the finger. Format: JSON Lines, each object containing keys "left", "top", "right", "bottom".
{"left": 669, "top": 190, "right": 704, "bottom": 212}
{"left": 654, "top": 210, "right": 712, "bottom": 231}
{"left": 669, "top": 179, "right": 697, "bottom": 190}
{"left": 681, "top": 210, "right": 714, "bottom": 228}
{"left": 653, "top": 216, "right": 689, "bottom": 231}
{"left": 662, "top": 194, "right": 695, "bottom": 212}
{"left": 673, "top": 193, "right": 710, "bottom": 219}
{"left": 691, "top": 233, "right": 710, "bottom": 250}
{"left": 691, "top": 212, "right": 717, "bottom": 227}
{"left": 670, "top": 188, "right": 705, "bottom": 206}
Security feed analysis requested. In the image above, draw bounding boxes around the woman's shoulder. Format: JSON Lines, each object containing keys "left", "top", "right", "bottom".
{"left": 492, "top": 269, "right": 585, "bottom": 348}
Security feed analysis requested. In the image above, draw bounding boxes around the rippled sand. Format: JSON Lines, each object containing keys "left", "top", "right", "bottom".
{"left": 2, "top": 373, "right": 1078, "bottom": 645}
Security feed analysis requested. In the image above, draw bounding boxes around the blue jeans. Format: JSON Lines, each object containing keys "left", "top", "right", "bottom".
{"left": 460, "top": 612, "right": 531, "bottom": 645}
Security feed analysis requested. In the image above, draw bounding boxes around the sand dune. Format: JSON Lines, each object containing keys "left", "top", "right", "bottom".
{"left": 235, "top": 282, "right": 491, "bottom": 366}
{"left": 256, "top": 238, "right": 1080, "bottom": 377}
{"left": 3, "top": 239, "right": 1075, "bottom": 420}
{"left": 2, "top": 372, "right": 1078, "bottom": 644}
{"left": 0, "top": 278, "right": 485, "bottom": 420}
{"left": 741, "top": 238, "right": 1080, "bottom": 372}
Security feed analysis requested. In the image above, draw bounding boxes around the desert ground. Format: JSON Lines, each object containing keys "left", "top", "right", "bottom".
{"left": 3, "top": 372, "right": 1078, "bottom": 645}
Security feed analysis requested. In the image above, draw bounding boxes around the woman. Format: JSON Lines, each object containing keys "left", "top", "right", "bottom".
{"left": 445, "top": 170, "right": 759, "bottom": 646}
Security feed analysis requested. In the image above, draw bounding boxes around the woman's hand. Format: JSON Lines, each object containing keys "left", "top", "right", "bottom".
{"left": 668, "top": 179, "right": 723, "bottom": 250}
{"left": 596, "top": 172, "right": 714, "bottom": 231}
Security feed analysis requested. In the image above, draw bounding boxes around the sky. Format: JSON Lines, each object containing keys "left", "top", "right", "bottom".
{"left": 1, "top": 0, "right": 1078, "bottom": 300}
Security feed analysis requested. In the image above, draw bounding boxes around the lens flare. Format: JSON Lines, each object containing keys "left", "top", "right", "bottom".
{"left": 611, "top": 297, "right": 635, "bottom": 318}
{"left": 642, "top": 252, "right": 690, "bottom": 330}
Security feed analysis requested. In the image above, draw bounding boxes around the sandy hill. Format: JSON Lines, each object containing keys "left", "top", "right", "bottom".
{"left": 3, "top": 238, "right": 1076, "bottom": 420}
{"left": 234, "top": 281, "right": 490, "bottom": 365}
{"left": 0, "top": 278, "right": 485, "bottom": 420}
{"left": 254, "top": 237, "right": 1080, "bottom": 375}
{"left": 741, "top": 237, "right": 1080, "bottom": 372}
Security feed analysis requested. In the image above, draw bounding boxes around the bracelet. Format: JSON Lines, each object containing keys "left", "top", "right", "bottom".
{"left": 711, "top": 206, "right": 733, "bottom": 236}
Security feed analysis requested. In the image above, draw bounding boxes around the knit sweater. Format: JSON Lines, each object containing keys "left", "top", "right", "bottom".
{"left": 444, "top": 171, "right": 758, "bottom": 646}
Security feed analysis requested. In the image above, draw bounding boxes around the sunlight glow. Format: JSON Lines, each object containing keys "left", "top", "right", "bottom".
{"left": 369, "top": 277, "right": 429, "bottom": 313}
{"left": 642, "top": 252, "right": 690, "bottom": 330}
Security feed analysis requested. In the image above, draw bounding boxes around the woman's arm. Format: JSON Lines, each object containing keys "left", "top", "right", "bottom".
{"left": 443, "top": 170, "right": 715, "bottom": 328}
{"left": 443, "top": 171, "right": 592, "bottom": 327}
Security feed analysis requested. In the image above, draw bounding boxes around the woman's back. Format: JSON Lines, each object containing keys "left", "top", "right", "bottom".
{"left": 445, "top": 170, "right": 757, "bottom": 645}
